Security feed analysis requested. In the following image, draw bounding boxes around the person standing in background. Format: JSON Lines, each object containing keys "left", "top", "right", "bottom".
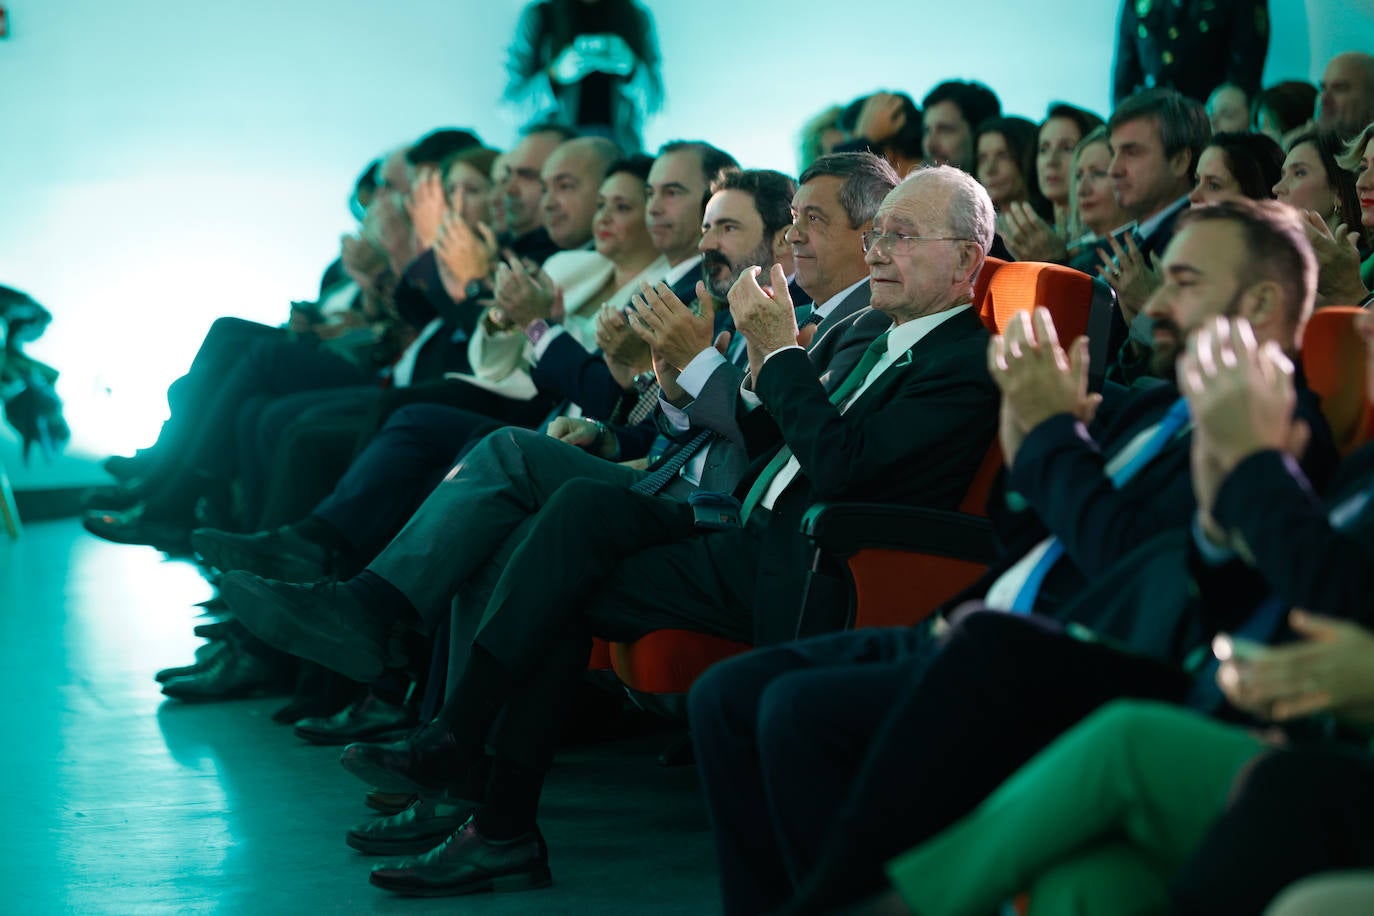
{"left": 1113, "top": 0, "right": 1268, "bottom": 106}
{"left": 505, "top": 0, "right": 663, "bottom": 153}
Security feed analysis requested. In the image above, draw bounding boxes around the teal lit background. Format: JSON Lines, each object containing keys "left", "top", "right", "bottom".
{"left": 2, "top": 0, "right": 1372, "bottom": 490}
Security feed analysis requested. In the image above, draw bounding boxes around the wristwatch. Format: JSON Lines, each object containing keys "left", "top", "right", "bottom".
{"left": 524, "top": 318, "right": 555, "bottom": 347}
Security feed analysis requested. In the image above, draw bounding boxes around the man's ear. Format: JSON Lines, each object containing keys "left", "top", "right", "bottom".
{"left": 770, "top": 227, "right": 791, "bottom": 259}
{"left": 1239, "top": 279, "right": 1285, "bottom": 334}
{"left": 953, "top": 242, "right": 982, "bottom": 286}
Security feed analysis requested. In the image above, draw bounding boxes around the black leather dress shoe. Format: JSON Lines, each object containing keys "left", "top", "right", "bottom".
{"left": 83, "top": 503, "right": 190, "bottom": 552}
{"left": 347, "top": 793, "right": 478, "bottom": 856}
{"left": 154, "top": 639, "right": 227, "bottom": 683}
{"left": 218, "top": 571, "right": 393, "bottom": 683}
{"left": 295, "top": 693, "right": 416, "bottom": 746}
{"left": 191, "top": 526, "right": 331, "bottom": 581}
{"left": 160, "top": 641, "right": 292, "bottom": 701}
{"left": 340, "top": 721, "right": 462, "bottom": 794}
{"left": 369, "top": 816, "right": 551, "bottom": 897}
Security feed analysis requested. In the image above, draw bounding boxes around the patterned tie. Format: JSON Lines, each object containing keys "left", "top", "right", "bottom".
{"left": 1009, "top": 398, "right": 1192, "bottom": 613}
{"left": 739, "top": 331, "right": 893, "bottom": 521}
{"left": 630, "top": 429, "right": 717, "bottom": 496}
{"left": 798, "top": 311, "right": 824, "bottom": 329}
{"left": 622, "top": 381, "right": 662, "bottom": 426}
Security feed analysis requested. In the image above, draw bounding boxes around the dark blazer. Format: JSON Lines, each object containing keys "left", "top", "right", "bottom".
{"left": 746, "top": 306, "right": 999, "bottom": 642}
{"left": 969, "top": 375, "right": 1339, "bottom": 620}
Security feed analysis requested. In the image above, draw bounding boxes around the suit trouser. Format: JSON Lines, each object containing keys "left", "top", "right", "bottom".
{"left": 754, "top": 609, "right": 1193, "bottom": 911}
{"left": 888, "top": 700, "right": 1265, "bottom": 916}
{"left": 464, "top": 477, "right": 761, "bottom": 771}
{"left": 367, "top": 428, "right": 648, "bottom": 627}
{"left": 687, "top": 626, "right": 939, "bottom": 916}
{"left": 311, "top": 404, "right": 502, "bottom": 561}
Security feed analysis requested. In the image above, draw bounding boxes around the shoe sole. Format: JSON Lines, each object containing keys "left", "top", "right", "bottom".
{"left": 365, "top": 793, "right": 416, "bottom": 814}
{"left": 369, "top": 867, "right": 553, "bottom": 897}
{"left": 218, "top": 572, "right": 383, "bottom": 683}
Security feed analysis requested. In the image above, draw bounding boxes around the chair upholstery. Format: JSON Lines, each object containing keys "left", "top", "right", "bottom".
{"left": 1302, "top": 307, "right": 1374, "bottom": 456}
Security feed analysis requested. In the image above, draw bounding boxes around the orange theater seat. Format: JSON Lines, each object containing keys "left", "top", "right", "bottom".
{"left": 1302, "top": 306, "right": 1374, "bottom": 455}
{"left": 587, "top": 637, "right": 613, "bottom": 671}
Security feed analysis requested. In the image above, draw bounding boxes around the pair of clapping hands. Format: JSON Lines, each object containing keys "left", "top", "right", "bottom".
{"left": 995, "top": 305, "right": 1374, "bottom": 728}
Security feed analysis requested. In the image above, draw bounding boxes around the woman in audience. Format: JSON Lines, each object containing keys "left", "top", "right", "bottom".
{"left": 1339, "top": 124, "right": 1374, "bottom": 291}
{"left": 1252, "top": 80, "right": 1319, "bottom": 145}
{"left": 441, "top": 146, "right": 499, "bottom": 230}
{"left": 1273, "top": 127, "right": 1374, "bottom": 306}
{"left": 1274, "top": 129, "right": 1364, "bottom": 236}
{"left": 1187, "top": 131, "right": 1284, "bottom": 206}
{"left": 973, "top": 116, "right": 1046, "bottom": 216}
{"left": 1000, "top": 111, "right": 1111, "bottom": 263}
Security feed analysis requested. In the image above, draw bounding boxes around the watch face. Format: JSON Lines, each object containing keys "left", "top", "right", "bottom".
{"left": 465, "top": 280, "right": 486, "bottom": 299}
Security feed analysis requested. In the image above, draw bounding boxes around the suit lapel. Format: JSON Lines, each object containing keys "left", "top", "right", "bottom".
{"left": 842, "top": 306, "right": 985, "bottom": 412}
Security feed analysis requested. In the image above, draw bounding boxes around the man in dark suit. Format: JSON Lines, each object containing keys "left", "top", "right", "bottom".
{"left": 1112, "top": 0, "right": 1268, "bottom": 106}
{"left": 687, "top": 198, "right": 1339, "bottom": 915}
{"left": 1094, "top": 88, "right": 1211, "bottom": 386}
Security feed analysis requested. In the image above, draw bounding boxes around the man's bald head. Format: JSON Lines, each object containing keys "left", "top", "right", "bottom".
{"left": 540, "top": 137, "right": 621, "bottom": 249}
{"left": 1319, "top": 52, "right": 1374, "bottom": 137}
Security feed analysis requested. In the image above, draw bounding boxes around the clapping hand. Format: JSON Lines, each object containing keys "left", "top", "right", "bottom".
{"left": 1218, "top": 611, "right": 1374, "bottom": 725}
{"left": 494, "top": 253, "right": 556, "bottom": 328}
{"left": 998, "top": 201, "right": 1069, "bottom": 263}
{"left": 406, "top": 168, "right": 446, "bottom": 251}
{"left": 340, "top": 233, "right": 389, "bottom": 289}
{"left": 434, "top": 212, "right": 498, "bottom": 301}
{"left": 1299, "top": 211, "right": 1368, "bottom": 305}
{"left": 1178, "top": 317, "right": 1308, "bottom": 528}
{"left": 987, "top": 306, "right": 1099, "bottom": 467}
{"left": 628, "top": 280, "right": 717, "bottom": 371}
{"left": 1096, "top": 233, "right": 1161, "bottom": 324}
{"left": 595, "top": 303, "right": 651, "bottom": 389}
{"left": 727, "top": 263, "right": 803, "bottom": 381}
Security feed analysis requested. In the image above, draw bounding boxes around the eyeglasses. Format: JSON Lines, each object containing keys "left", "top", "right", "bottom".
{"left": 860, "top": 230, "right": 970, "bottom": 254}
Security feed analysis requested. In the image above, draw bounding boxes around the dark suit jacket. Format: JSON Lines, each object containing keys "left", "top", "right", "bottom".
{"left": 969, "top": 376, "right": 1339, "bottom": 621}
{"left": 746, "top": 305, "right": 999, "bottom": 642}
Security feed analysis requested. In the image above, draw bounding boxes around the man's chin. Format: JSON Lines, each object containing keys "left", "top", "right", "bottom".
{"left": 1150, "top": 346, "right": 1180, "bottom": 382}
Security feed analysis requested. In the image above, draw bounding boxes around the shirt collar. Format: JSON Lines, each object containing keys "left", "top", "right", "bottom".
{"left": 1135, "top": 195, "right": 1190, "bottom": 242}
{"left": 662, "top": 253, "right": 702, "bottom": 287}
{"left": 809, "top": 276, "right": 870, "bottom": 324}
{"left": 884, "top": 303, "right": 972, "bottom": 359}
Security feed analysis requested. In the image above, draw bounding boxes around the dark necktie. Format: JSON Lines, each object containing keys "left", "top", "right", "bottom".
{"left": 630, "top": 429, "right": 717, "bottom": 496}
{"left": 739, "top": 331, "right": 893, "bottom": 521}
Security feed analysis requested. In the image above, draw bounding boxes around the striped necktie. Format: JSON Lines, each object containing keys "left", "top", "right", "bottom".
{"left": 630, "top": 429, "right": 717, "bottom": 496}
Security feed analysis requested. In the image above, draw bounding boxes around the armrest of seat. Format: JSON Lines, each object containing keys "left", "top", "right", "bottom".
{"left": 800, "top": 502, "right": 999, "bottom": 565}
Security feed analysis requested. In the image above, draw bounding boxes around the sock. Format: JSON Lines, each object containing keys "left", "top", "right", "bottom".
{"left": 343, "top": 570, "right": 422, "bottom": 629}
{"left": 475, "top": 758, "right": 545, "bottom": 840}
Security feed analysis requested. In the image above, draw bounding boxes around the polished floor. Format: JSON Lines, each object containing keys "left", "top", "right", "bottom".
{"left": 0, "top": 519, "right": 720, "bottom": 915}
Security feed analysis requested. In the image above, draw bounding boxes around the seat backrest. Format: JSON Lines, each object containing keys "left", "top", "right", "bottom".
{"left": 972, "top": 256, "right": 1007, "bottom": 331}
{"left": 1302, "top": 306, "right": 1374, "bottom": 456}
{"left": 983, "top": 260, "right": 1115, "bottom": 393}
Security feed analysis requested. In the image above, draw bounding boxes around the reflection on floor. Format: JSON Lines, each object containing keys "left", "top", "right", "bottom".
{"left": 0, "top": 519, "right": 719, "bottom": 915}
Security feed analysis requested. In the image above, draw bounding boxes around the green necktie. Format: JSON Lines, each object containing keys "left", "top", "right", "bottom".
{"left": 740, "top": 331, "right": 892, "bottom": 521}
